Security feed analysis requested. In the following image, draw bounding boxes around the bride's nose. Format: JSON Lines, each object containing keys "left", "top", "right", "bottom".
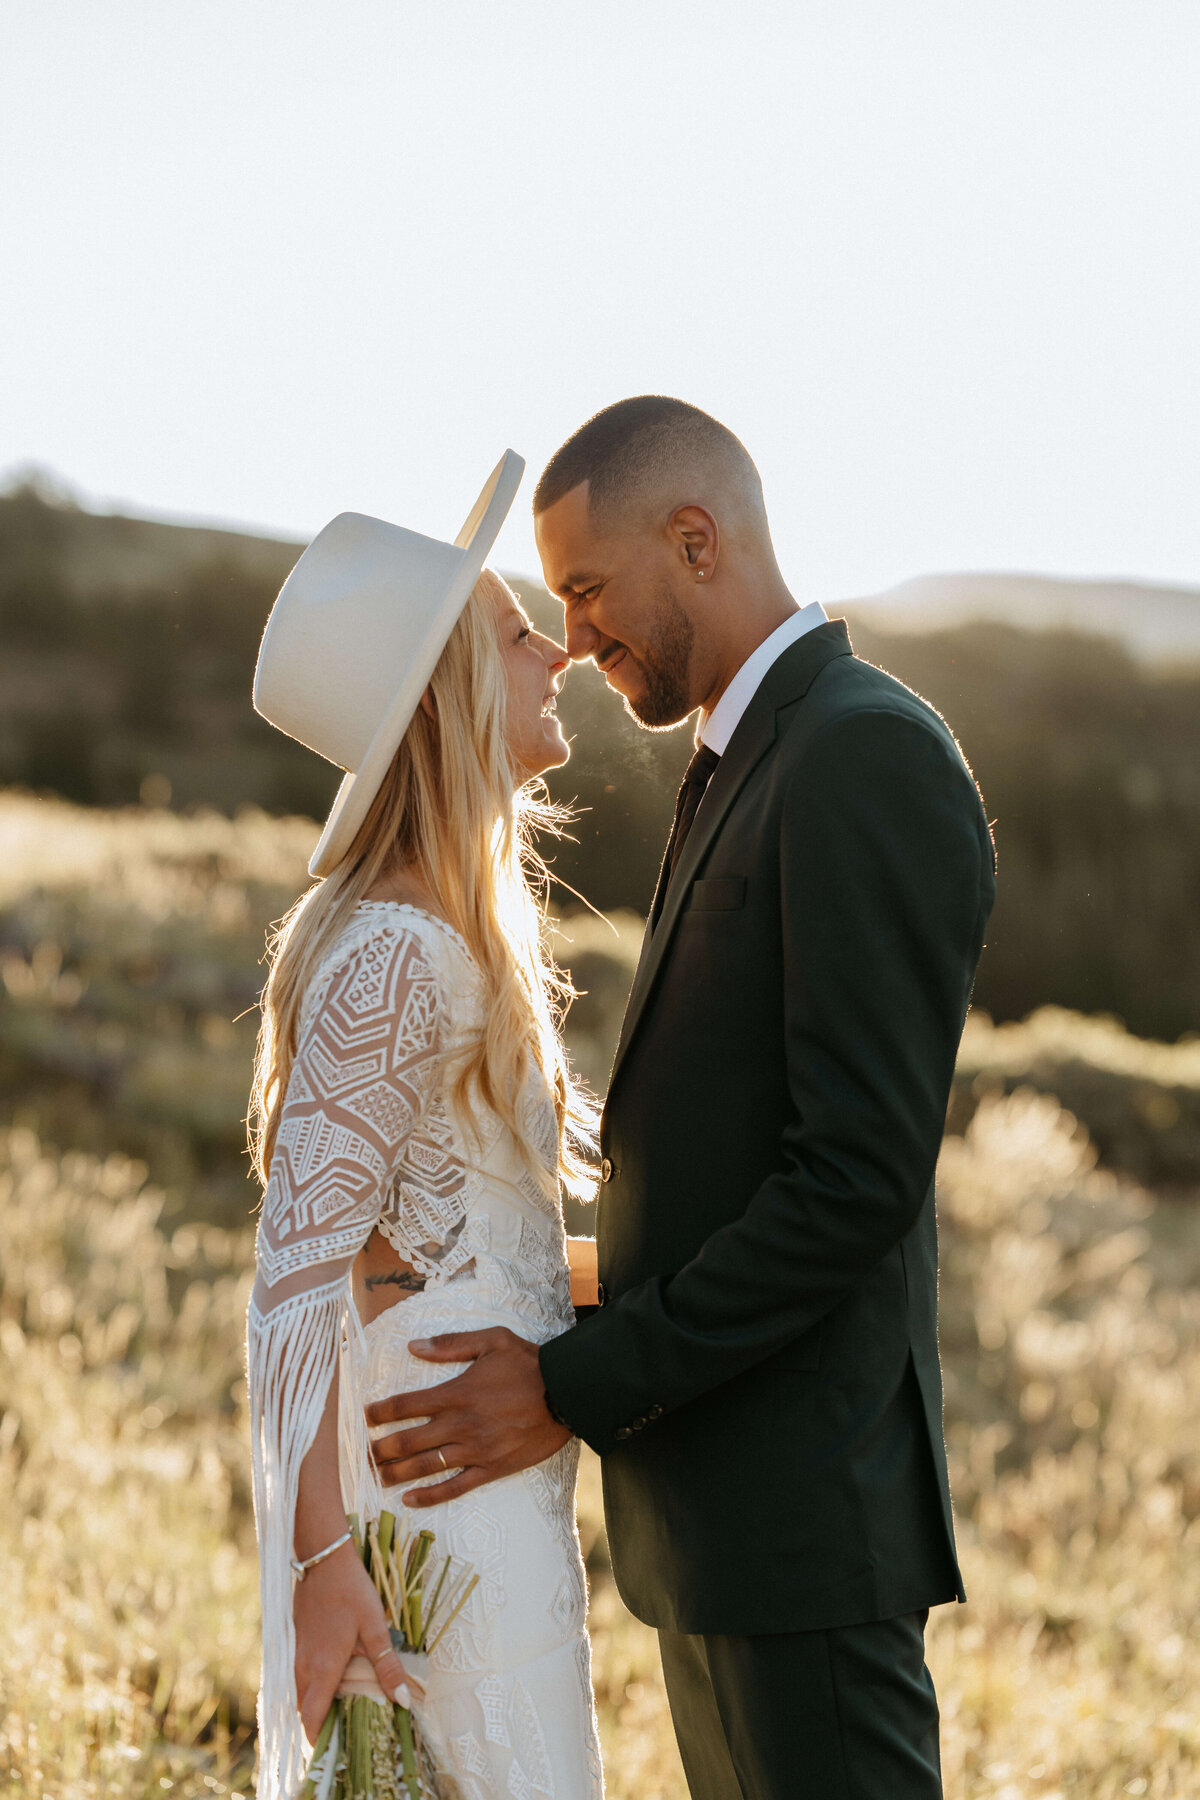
{"left": 536, "top": 633, "right": 568, "bottom": 675}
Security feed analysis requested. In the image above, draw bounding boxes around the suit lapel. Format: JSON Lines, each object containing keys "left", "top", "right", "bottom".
{"left": 607, "top": 620, "right": 853, "bottom": 1095}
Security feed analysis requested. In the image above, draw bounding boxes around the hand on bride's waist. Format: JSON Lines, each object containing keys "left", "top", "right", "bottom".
{"left": 364, "top": 1326, "right": 571, "bottom": 1509}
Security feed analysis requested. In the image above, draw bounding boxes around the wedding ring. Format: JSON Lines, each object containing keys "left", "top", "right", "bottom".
{"left": 436, "top": 1448, "right": 449, "bottom": 1472}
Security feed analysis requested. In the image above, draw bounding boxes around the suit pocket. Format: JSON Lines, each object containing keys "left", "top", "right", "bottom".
{"left": 685, "top": 876, "right": 747, "bottom": 912}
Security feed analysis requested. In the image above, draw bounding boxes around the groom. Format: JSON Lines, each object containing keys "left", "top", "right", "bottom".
{"left": 367, "top": 397, "right": 996, "bottom": 1797}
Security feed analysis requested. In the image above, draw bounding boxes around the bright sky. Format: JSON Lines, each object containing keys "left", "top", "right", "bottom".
{"left": 1, "top": 2, "right": 1198, "bottom": 601}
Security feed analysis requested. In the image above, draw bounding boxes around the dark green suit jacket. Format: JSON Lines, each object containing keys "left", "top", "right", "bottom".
{"left": 540, "top": 621, "right": 996, "bottom": 1635}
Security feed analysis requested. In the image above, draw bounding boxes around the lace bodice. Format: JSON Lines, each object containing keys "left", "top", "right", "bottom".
{"left": 252, "top": 902, "right": 568, "bottom": 1324}
{"left": 246, "top": 904, "right": 575, "bottom": 1799}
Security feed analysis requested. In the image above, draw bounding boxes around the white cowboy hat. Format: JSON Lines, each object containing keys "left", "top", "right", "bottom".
{"left": 253, "top": 449, "right": 525, "bottom": 878}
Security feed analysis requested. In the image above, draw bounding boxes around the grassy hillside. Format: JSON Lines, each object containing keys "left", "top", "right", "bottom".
{"left": 4, "top": 1098, "right": 1198, "bottom": 1799}
{"left": 0, "top": 794, "right": 648, "bottom": 1230}
{"left": 0, "top": 800, "right": 1196, "bottom": 1797}
{"left": 4, "top": 793, "right": 1200, "bottom": 1246}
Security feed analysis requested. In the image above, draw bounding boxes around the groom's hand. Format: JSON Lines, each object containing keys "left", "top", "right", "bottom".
{"left": 364, "top": 1326, "right": 571, "bottom": 1507}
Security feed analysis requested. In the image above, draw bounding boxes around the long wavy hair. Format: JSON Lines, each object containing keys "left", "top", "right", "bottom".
{"left": 248, "top": 568, "right": 597, "bottom": 1202}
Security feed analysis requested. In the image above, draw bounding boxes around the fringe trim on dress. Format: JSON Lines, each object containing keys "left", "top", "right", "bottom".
{"left": 247, "top": 1277, "right": 347, "bottom": 1800}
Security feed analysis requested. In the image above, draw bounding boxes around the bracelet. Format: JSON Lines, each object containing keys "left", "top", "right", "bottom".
{"left": 290, "top": 1528, "right": 353, "bottom": 1580}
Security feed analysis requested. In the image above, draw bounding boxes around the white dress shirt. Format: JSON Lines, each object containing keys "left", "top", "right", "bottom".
{"left": 698, "top": 602, "right": 830, "bottom": 755}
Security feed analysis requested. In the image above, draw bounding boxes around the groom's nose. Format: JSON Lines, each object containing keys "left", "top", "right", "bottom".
{"left": 564, "top": 612, "right": 601, "bottom": 663}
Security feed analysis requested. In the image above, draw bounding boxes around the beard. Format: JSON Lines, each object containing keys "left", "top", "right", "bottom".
{"left": 621, "top": 583, "right": 697, "bottom": 729}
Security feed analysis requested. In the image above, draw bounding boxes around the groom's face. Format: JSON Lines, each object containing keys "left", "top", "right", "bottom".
{"left": 534, "top": 482, "right": 697, "bottom": 730}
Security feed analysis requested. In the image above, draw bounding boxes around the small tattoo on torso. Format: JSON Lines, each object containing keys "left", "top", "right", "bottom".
{"left": 363, "top": 1268, "right": 427, "bottom": 1295}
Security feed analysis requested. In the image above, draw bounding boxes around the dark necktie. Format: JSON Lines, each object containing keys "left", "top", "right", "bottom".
{"left": 652, "top": 743, "right": 721, "bottom": 928}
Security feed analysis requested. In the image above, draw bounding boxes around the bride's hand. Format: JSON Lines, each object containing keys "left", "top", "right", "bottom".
{"left": 566, "top": 1236, "right": 599, "bottom": 1307}
{"left": 292, "top": 1540, "right": 416, "bottom": 1743}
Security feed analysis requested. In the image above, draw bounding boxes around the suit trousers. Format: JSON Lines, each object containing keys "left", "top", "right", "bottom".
{"left": 657, "top": 1610, "right": 941, "bottom": 1800}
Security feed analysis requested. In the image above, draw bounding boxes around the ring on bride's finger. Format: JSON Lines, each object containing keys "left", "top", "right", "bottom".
{"left": 436, "top": 1448, "right": 449, "bottom": 1472}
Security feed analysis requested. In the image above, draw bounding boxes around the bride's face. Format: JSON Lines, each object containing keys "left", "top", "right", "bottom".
{"left": 495, "top": 589, "right": 571, "bottom": 778}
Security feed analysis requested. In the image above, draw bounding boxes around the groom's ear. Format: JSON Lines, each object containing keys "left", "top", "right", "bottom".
{"left": 668, "top": 504, "right": 719, "bottom": 582}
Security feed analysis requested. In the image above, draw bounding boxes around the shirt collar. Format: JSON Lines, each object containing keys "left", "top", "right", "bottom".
{"left": 698, "top": 602, "right": 830, "bottom": 755}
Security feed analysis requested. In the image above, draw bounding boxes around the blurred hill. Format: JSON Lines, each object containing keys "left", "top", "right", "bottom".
{"left": 3, "top": 475, "right": 1200, "bottom": 1039}
{"left": 0, "top": 467, "right": 301, "bottom": 594}
{"left": 850, "top": 570, "right": 1200, "bottom": 666}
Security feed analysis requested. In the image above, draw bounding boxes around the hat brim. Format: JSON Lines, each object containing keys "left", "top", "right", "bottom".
{"left": 307, "top": 448, "right": 525, "bottom": 878}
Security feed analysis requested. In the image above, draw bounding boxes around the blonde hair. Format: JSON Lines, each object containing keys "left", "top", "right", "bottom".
{"left": 248, "top": 568, "right": 597, "bottom": 1201}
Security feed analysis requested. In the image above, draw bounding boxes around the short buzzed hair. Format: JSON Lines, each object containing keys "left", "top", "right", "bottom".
{"left": 533, "top": 395, "right": 765, "bottom": 527}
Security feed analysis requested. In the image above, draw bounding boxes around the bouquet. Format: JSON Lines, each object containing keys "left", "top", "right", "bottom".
{"left": 302, "top": 1511, "right": 479, "bottom": 1800}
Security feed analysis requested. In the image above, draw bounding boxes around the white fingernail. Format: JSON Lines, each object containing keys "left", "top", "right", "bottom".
{"left": 392, "top": 1682, "right": 411, "bottom": 1708}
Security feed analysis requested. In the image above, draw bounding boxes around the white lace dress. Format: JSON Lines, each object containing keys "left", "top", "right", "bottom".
{"left": 247, "top": 903, "right": 604, "bottom": 1800}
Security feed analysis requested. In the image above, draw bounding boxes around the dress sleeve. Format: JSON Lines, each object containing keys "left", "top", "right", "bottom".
{"left": 246, "top": 924, "right": 442, "bottom": 1800}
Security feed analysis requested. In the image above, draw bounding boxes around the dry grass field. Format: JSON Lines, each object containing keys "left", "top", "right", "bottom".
{"left": 1, "top": 793, "right": 1197, "bottom": 1798}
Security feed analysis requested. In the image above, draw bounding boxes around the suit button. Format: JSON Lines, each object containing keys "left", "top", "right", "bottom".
{"left": 614, "top": 1425, "right": 633, "bottom": 1441}
{"left": 600, "top": 1156, "right": 613, "bottom": 1182}
{"left": 597, "top": 1282, "right": 607, "bottom": 1306}
{"left": 647, "top": 1404, "right": 663, "bottom": 1421}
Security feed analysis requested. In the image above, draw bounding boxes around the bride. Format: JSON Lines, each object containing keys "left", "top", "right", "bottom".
{"left": 246, "top": 453, "right": 604, "bottom": 1799}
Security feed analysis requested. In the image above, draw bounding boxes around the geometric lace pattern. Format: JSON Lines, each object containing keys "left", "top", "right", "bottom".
{"left": 253, "top": 918, "right": 462, "bottom": 1309}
